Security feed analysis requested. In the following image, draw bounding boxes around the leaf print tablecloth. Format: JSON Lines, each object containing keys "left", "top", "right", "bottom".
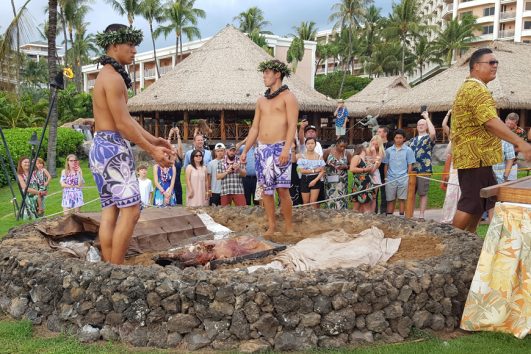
{"left": 461, "top": 202, "right": 531, "bottom": 338}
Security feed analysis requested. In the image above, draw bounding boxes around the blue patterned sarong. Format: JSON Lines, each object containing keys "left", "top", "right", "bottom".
{"left": 89, "top": 131, "right": 140, "bottom": 208}
{"left": 255, "top": 141, "right": 291, "bottom": 196}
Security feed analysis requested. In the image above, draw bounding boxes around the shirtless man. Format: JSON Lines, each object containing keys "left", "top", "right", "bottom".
{"left": 90, "top": 24, "right": 174, "bottom": 264}
{"left": 241, "top": 59, "right": 298, "bottom": 237}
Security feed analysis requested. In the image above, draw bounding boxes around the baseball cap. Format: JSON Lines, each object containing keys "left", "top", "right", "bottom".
{"left": 304, "top": 125, "right": 317, "bottom": 132}
{"left": 214, "top": 143, "right": 226, "bottom": 150}
{"left": 227, "top": 143, "right": 237, "bottom": 150}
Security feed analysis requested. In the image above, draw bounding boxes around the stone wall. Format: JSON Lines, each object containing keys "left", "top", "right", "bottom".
{"left": 0, "top": 212, "right": 482, "bottom": 351}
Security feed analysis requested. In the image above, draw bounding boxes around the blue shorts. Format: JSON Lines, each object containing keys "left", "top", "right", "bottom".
{"left": 255, "top": 141, "right": 291, "bottom": 196}
{"left": 89, "top": 131, "right": 140, "bottom": 208}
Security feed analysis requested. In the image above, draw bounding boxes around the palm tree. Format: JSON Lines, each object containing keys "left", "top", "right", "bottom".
{"left": 106, "top": 0, "right": 142, "bottom": 93}
{"left": 58, "top": 0, "right": 71, "bottom": 67}
{"left": 47, "top": 0, "right": 60, "bottom": 177}
{"left": 287, "top": 21, "right": 318, "bottom": 72}
{"left": 412, "top": 35, "right": 441, "bottom": 81}
{"left": 328, "top": 0, "right": 369, "bottom": 97}
{"left": 364, "top": 41, "right": 402, "bottom": 77}
{"left": 434, "top": 14, "right": 478, "bottom": 66}
{"left": 139, "top": 0, "right": 165, "bottom": 78}
{"left": 233, "top": 6, "right": 272, "bottom": 34}
{"left": 315, "top": 42, "right": 330, "bottom": 75}
{"left": 156, "top": 0, "right": 205, "bottom": 65}
{"left": 248, "top": 29, "right": 272, "bottom": 55}
{"left": 359, "top": 4, "right": 383, "bottom": 77}
{"left": 1, "top": 0, "right": 33, "bottom": 91}
{"left": 69, "top": 25, "right": 98, "bottom": 90}
{"left": 384, "top": 0, "right": 430, "bottom": 76}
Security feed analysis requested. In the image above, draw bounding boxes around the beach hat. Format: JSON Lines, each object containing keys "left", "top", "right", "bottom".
{"left": 304, "top": 125, "right": 317, "bottom": 132}
{"left": 214, "top": 143, "right": 226, "bottom": 150}
{"left": 337, "top": 99, "right": 344, "bottom": 103}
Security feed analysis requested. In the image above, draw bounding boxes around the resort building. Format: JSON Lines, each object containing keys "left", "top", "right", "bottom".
{"left": 20, "top": 41, "right": 64, "bottom": 63}
{"left": 447, "top": 0, "right": 531, "bottom": 43}
{"left": 314, "top": 29, "right": 364, "bottom": 76}
{"left": 81, "top": 32, "right": 317, "bottom": 93}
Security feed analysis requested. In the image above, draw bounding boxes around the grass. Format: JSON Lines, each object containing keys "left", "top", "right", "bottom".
{"left": 0, "top": 318, "right": 529, "bottom": 353}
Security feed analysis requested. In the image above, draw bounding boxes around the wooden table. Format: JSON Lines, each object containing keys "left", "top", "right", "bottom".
{"left": 480, "top": 175, "right": 531, "bottom": 204}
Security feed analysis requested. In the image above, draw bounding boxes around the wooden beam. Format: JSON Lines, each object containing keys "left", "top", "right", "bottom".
{"left": 398, "top": 114, "right": 403, "bottom": 129}
{"left": 139, "top": 113, "right": 144, "bottom": 129}
{"left": 183, "top": 111, "right": 189, "bottom": 142}
{"left": 220, "top": 110, "right": 226, "bottom": 141}
{"left": 154, "top": 111, "right": 160, "bottom": 137}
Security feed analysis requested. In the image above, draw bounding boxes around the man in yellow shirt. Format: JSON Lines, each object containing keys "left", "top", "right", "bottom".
{"left": 451, "top": 48, "right": 531, "bottom": 233}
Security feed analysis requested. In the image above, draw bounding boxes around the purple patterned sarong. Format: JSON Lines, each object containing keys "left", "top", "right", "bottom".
{"left": 89, "top": 131, "right": 140, "bottom": 208}
{"left": 255, "top": 141, "right": 291, "bottom": 196}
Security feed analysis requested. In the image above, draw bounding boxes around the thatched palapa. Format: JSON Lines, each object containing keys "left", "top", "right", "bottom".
{"left": 128, "top": 25, "right": 335, "bottom": 113}
{"left": 345, "top": 76, "right": 410, "bottom": 118}
{"left": 380, "top": 41, "right": 531, "bottom": 115}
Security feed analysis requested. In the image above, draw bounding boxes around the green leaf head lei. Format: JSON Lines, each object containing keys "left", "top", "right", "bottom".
{"left": 258, "top": 59, "right": 291, "bottom": 80}
{"left": 95, "top": 25, "right": 144, "bottom": 50}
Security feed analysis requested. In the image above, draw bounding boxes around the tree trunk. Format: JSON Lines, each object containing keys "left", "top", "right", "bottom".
{"left": 60, "top": 8, "right": 68, "bottom": 67}
{"left": 179, "top": 35, "right": 183, "bottom": 63}
{"left": 401, "top": 37, "right": 405, "bottom": 76}
{"left": 150, "top": 23, "right": 160, "bottom": 78}
{"left": 10, "top": 0, "right": 20, "bottom": 91}
{"left": 178, "top": 35, "right": 179, "bottom": 67}
{"left": 338, "top": 27, "right": 353, "bottom": 98}
{"left": 47, "top": 0, "right": 59, "bottom": 177}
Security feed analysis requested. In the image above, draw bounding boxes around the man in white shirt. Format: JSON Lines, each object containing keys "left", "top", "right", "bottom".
{"left": 298, "top": 120, "right": 323, "bottom": 156}
{"left": 207, "top": 143, "right": 225, "bottom": 205}
{"left": 137, "top": 165, "right": 153, "bottom": 207}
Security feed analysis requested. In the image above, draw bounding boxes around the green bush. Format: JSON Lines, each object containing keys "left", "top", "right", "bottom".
{"left": 315, "top": 71, "right": 372, "bottom": 100}
{"left": 0, "top": 127, "right": 84, "bottom": 187}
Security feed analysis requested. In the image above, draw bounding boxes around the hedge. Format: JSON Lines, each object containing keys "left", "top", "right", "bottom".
{"left": 314, "top": 71, "right": 372, "bottom": 100}
{"left": 0, "top": 127, "right": 85, "bottom": 187}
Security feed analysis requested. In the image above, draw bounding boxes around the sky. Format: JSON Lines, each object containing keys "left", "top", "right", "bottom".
{"left": 1, "top": 0, "right": 394, "bottom": 53}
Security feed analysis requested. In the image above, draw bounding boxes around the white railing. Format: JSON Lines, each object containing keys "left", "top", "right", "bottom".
{"left": 159, "top": 66, "right": 173, "bottom": 75}
{"left": 499, "top": 29, "right": 515, "bottom": 38}
{"left": 500, "top": 11, "right": 516, "bottom": 20}
{"left": 144, "top": 68, "right": 156, "bottom": 78}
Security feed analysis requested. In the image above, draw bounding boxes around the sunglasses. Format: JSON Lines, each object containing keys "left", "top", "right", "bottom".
{"left": 194, "top": 154, "right": 203, "bottom": 157}
{"left": 477, "top": 60, "right": 499, "bottom": 66}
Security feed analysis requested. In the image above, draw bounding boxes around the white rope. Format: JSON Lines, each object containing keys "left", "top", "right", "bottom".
{"left": 43, "top": 197, "right": 101, "bottom": 218}
{"left": 294, "top": 174, "right": 409, "bottom": 208}
{"left": 416, "top": 175, "right": 460, "bottom": 187}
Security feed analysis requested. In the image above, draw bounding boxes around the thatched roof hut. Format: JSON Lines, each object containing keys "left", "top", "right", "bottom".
{"left": 380, "top": 41, "right": 531, "bottom": 116}
{"left": 128, "top": 25, "right": 334, "bottom": 113}
{"left": 345, "top": 76, "right": 410, "bottom": 118}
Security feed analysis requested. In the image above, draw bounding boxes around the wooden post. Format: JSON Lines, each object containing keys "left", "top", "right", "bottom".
{"left": 398, "top": 114, "right": 403, "bottom": 129}
{"left": 139, "top": 113, "right": 144, "bottom": 129}
{"left": 154, "top": 111, "right": 160, "bottom": 137}
{"left": 405, "top": 172, "right": 417, "bottom": 219}
{"left": 520, "top": 109, "right": 527, "bottom": 128}
{"left": 183, "top": 111, "right": 189, "bottom": 142}
{"left": 220, "top": 110, "right": 226, "bottom": 142}
{"left": 348, "top": 115, "right": 354, "bottom": 145}
{"left": 235, "top": 123, "right": 239, "bottom": 142}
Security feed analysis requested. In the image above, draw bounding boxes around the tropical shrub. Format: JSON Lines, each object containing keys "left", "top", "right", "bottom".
{"left": 0, "top": 127, "right": 84, "bottom": 187}
{"left": 314, "top": 72, "right": 372, "bottom": 99}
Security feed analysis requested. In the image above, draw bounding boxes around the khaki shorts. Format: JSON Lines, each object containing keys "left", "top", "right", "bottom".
{"left": 416, "top": 175, "right": 431, "bottom": 196}
{"left": 385, "top": 177, "right": 408, "bottom": 201}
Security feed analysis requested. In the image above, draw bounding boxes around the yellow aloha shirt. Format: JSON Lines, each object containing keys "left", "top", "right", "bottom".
{"left": 451, "top": 78, "right": 502, "bottom": 169}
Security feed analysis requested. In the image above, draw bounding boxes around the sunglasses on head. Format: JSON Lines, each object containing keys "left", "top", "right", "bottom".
{"left": 477, "top": 60, "right": 499, "bottom": 66}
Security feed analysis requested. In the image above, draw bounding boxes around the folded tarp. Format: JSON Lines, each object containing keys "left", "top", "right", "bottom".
{"left": 36, "top": 207, "right": 213, "bottom": 255}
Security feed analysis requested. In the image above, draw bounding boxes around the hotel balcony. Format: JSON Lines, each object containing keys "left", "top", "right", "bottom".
{"left": 159, "top": 66, "right": 173, "bottom": 75}
{"left": 442, "top": 3, "right": 453, "bottom": 20}
{"left": 499, "top": 11, "right": 516, "bottom": 21}
{"left": 144, "top": 68, "right": 157, "bottom": 79}
{"left": 498, "top": 29, "right": 515, "bottom": 38}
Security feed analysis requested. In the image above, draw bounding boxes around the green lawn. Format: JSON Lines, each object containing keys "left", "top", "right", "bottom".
{"left": 0, "top": 318, "right": 529, "bottom": 353}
